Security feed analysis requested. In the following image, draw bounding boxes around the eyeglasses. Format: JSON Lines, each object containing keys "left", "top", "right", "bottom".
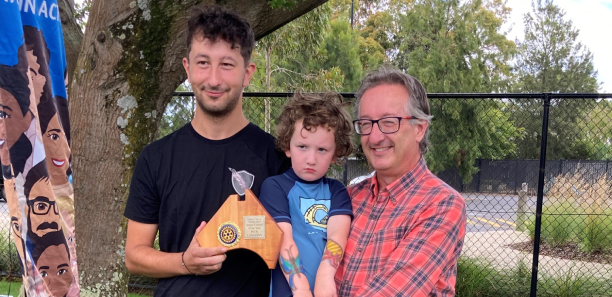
{"left": 353, "top": 116, "right": 418, "bottom": 135}
{"left": 27, "top": 197, "right": 59, "bottom": 215}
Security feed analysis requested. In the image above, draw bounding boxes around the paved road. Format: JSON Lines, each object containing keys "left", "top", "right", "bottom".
{"left": 463, "top": 193, "right": 541, "bottom": 233}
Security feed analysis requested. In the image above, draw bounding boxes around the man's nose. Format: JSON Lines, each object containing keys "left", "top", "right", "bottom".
{"left": 367, "top": 122, "right": 386, "bottom": 144}
{"left": 208, "top": 66, "right": 222, "bottom": 86}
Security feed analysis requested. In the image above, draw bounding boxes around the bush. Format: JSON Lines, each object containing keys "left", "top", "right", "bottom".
{"left": 0, "top": 234, "right": 21, "bottom": 275}
{"left": 527, "top": 173, "right": 612, "bottom": 254}
{"left": 580, "top": 210, "right": 612, "bottom": 253}
{"left": 456, "top": 257, "right": 612, "bottom": 297}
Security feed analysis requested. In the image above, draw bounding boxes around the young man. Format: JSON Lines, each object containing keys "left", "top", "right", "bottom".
{"left": 335, "top": 67, "right": 466, "bottom": 297}
{"left": 259, "top": 93, "right": 353, "bottom": 297}
{"left": 124, "top": 5, "right": 289, "bottom": 297}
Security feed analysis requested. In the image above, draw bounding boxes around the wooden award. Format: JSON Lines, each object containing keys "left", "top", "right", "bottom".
{"left": 196, "top": 188, "right": 283, "bottom": 269}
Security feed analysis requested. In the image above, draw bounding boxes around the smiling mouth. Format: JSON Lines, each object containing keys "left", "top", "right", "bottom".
{"left": 373, "top": 146, "right": 392, "bottom": 152}
{"left": 52, "top": 159, "right": 66, "bottom": 167}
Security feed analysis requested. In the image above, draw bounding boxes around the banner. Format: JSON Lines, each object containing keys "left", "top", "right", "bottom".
{"left": 0, "top": 1, "right": 79, "bottom": 295}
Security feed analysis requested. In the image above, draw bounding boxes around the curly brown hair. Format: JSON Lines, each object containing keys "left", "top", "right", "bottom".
{"left": 186, "top": 5, "right": 254, "bottom": 64}
{"left": 275, "top": 92, "right": 354, "bottom": 160}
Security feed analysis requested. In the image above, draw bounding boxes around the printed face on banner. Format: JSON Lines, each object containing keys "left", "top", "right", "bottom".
{"left": 27, "top": 177, "right": 61, "bottom": 237}
{"left": 27, "top": 49, "right": 46, "bottom": 105}
{"left": 0, "top": 88, "right": 33, "bottom": 149}
{"left": 0, "top": 110, "right": 9, "bottom": 167}
{"left": 43, "top": 113, "right": 70, "bottom": 185}
{"left": 37, "top": 243, "right": 73, "bottom": 297}
{"left": 5, "top": 179, "right": 25, "bottom": 258}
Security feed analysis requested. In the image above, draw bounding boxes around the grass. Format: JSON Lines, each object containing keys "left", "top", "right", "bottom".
{"left": 456, "top": 257, "right": 612, "bottom": 297}
{"left": 0, "top": 279, "right": 21, "bottom": 296}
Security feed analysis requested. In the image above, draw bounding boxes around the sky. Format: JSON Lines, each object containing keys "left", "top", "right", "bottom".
{"left": 503, "top": 0, "right": 612, "bottom": 93}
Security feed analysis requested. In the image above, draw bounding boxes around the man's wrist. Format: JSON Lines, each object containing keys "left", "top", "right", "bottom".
{"left": 181, "top": 251, "right": 195, "bottom": 275}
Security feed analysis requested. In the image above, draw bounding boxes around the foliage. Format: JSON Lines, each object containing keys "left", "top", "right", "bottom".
{"left": 576, "top": 99, "right": 612, "bottom": 160}
{"left": 510, "top": 0, "right": 601, "bottom": 159}
{"left": 74, "top": 0, "right": 92, "bottom": 31}
{"left": 268, "top": 0, "right": 299, "bottom": 10}
{"left": 157, "top": 83, "right": 195, "bottom": 139}
{"left": 514, "top": 0, "right": 599, "bottom": 93}
{"left": 0, "top": 235, "right": 20, "bottom": 275}
{"left": 426, "top": 99, "right": 521, "bottom": 181}
{"left": 311, "top": 17, "right": 365, "bottom": 91}
{"left": 456, "top": 257, "right": 530, "bottom": 297}
{"left": 369, "top": 0, "right": 518, "bottom": 181}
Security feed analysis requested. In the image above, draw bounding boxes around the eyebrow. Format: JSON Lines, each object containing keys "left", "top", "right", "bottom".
{"left": 58, "top": 263, "right": 69, "bottom": 268}
{"left": 31, "top": 196, "right": 52, "bottom": 203}
{"left": 193, "top": 54, "right": 238, "bottom": 63}
{"left": 0, "top": 104, "right": 12, "bottom": 111}
{"left": 39, "top": 266, "right": 49, "bottom": 269}
{"left": 49, "top": 129, "right": 61, "bottom": 133}
{"left": 29, "top": 67, "right": 38, "bottom": 75}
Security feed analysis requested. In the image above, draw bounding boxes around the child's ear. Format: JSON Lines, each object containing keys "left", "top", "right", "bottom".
{"left": 285, "top": 150, "right": 291, "bottom": 158}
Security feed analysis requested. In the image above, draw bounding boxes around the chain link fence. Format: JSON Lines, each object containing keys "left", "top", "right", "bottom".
{"left": 127, "top": 93, "right": 612, "bottom": 296}
{"left": 2, "top": 93, "right": 610, "bottom": 296}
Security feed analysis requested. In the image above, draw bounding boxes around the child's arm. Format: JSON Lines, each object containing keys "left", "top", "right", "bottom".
{"left": 277, "top": 222, "right": 313, "bottom": 297}
{"left": 314, "top": 214, "right": 351, "bottom": 297}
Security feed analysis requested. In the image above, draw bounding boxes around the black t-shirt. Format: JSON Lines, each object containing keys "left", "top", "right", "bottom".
{"left": 124, "top": 122, "right": 290, "bottom": 297}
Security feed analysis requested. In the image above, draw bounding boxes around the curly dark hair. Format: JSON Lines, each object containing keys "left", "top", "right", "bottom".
{"left": 275, "top": 92, "right": 354, "bottom": 160}
{"left": 186, "top": 5, "right": 255, "bottom": 65}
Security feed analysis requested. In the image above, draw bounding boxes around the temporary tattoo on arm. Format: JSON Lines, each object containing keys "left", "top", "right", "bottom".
{"left": 321, "top": 239, "right": 343, "bottom": 269}
{"left": 279, "top": 246, "right": 304, "bottom": 291}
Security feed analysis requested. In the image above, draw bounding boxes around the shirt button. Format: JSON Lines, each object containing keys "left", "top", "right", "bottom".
{"left": 357, "top": 247, "right": 363, "bottom": 252}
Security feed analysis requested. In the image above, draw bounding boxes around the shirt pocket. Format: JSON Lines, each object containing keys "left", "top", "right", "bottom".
{"left": 371, "top": 225, "right": 410, "bottom": 250}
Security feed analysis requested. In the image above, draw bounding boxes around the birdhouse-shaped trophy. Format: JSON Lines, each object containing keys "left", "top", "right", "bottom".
{"left": 197, "top": 168, "right": 283, "bottom": 269}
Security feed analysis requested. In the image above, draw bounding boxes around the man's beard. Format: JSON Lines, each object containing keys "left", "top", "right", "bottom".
{"left": 195, "top": 85, "right": 241, "bottom": 119}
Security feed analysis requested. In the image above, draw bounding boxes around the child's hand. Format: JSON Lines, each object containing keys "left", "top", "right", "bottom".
{"left": 293, "top": 289, "right": 314, "bottom": 297}
{"left": 314, "top": 276, "right": 338, "bottom": 297}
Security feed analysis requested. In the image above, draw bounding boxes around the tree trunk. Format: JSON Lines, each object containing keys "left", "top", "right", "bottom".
{"left": 58, "top": 0, "right": 83, "bottom": 92}
{"left": 69, "top": 0, "right": 327, "bottom": 295}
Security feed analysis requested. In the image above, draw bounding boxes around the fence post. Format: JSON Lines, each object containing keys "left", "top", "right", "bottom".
{"left": 517, "top": 185, "right": 528, "bottom": 231}
{"left": 530, "top": 94, "right": 551, "bottom": 297}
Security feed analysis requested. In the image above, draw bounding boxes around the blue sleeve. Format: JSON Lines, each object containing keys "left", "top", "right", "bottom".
{"left": 259, "top": 176, "right": 291, "bottom": 224}
{"left": 328, "top": 179, "right": 353, "bottom": 219}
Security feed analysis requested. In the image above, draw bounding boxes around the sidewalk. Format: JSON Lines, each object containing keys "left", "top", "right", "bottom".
{"left": 462, "top": 230, "right": 612, "bottom": 279}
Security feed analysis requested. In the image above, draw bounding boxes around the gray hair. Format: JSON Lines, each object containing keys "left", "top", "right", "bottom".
{"left": 354, "top": 66, "right": 433, "bottom": 155}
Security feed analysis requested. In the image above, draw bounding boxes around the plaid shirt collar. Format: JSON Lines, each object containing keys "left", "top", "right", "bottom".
{"left": 366, "top": 157, "right": 429, "bottom": 205}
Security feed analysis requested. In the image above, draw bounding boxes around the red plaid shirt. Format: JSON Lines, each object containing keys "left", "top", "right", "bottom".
{"left": 335, "top": 158, "right": 466, "bottom": 297}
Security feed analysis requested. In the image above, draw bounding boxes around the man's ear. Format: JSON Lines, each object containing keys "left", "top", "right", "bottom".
{"left": 243, "top": 61, "right": 256, "bottom": 88}
{"left": 414, "top": 120, "right": 429, "bottom": 143}
{"left": 182, "top": 57, "right": 190, "bottom": 81}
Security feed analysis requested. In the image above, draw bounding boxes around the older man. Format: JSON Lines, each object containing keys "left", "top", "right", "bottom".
{"left": 336, "top": 67, "right": 466, "bottom": 297}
